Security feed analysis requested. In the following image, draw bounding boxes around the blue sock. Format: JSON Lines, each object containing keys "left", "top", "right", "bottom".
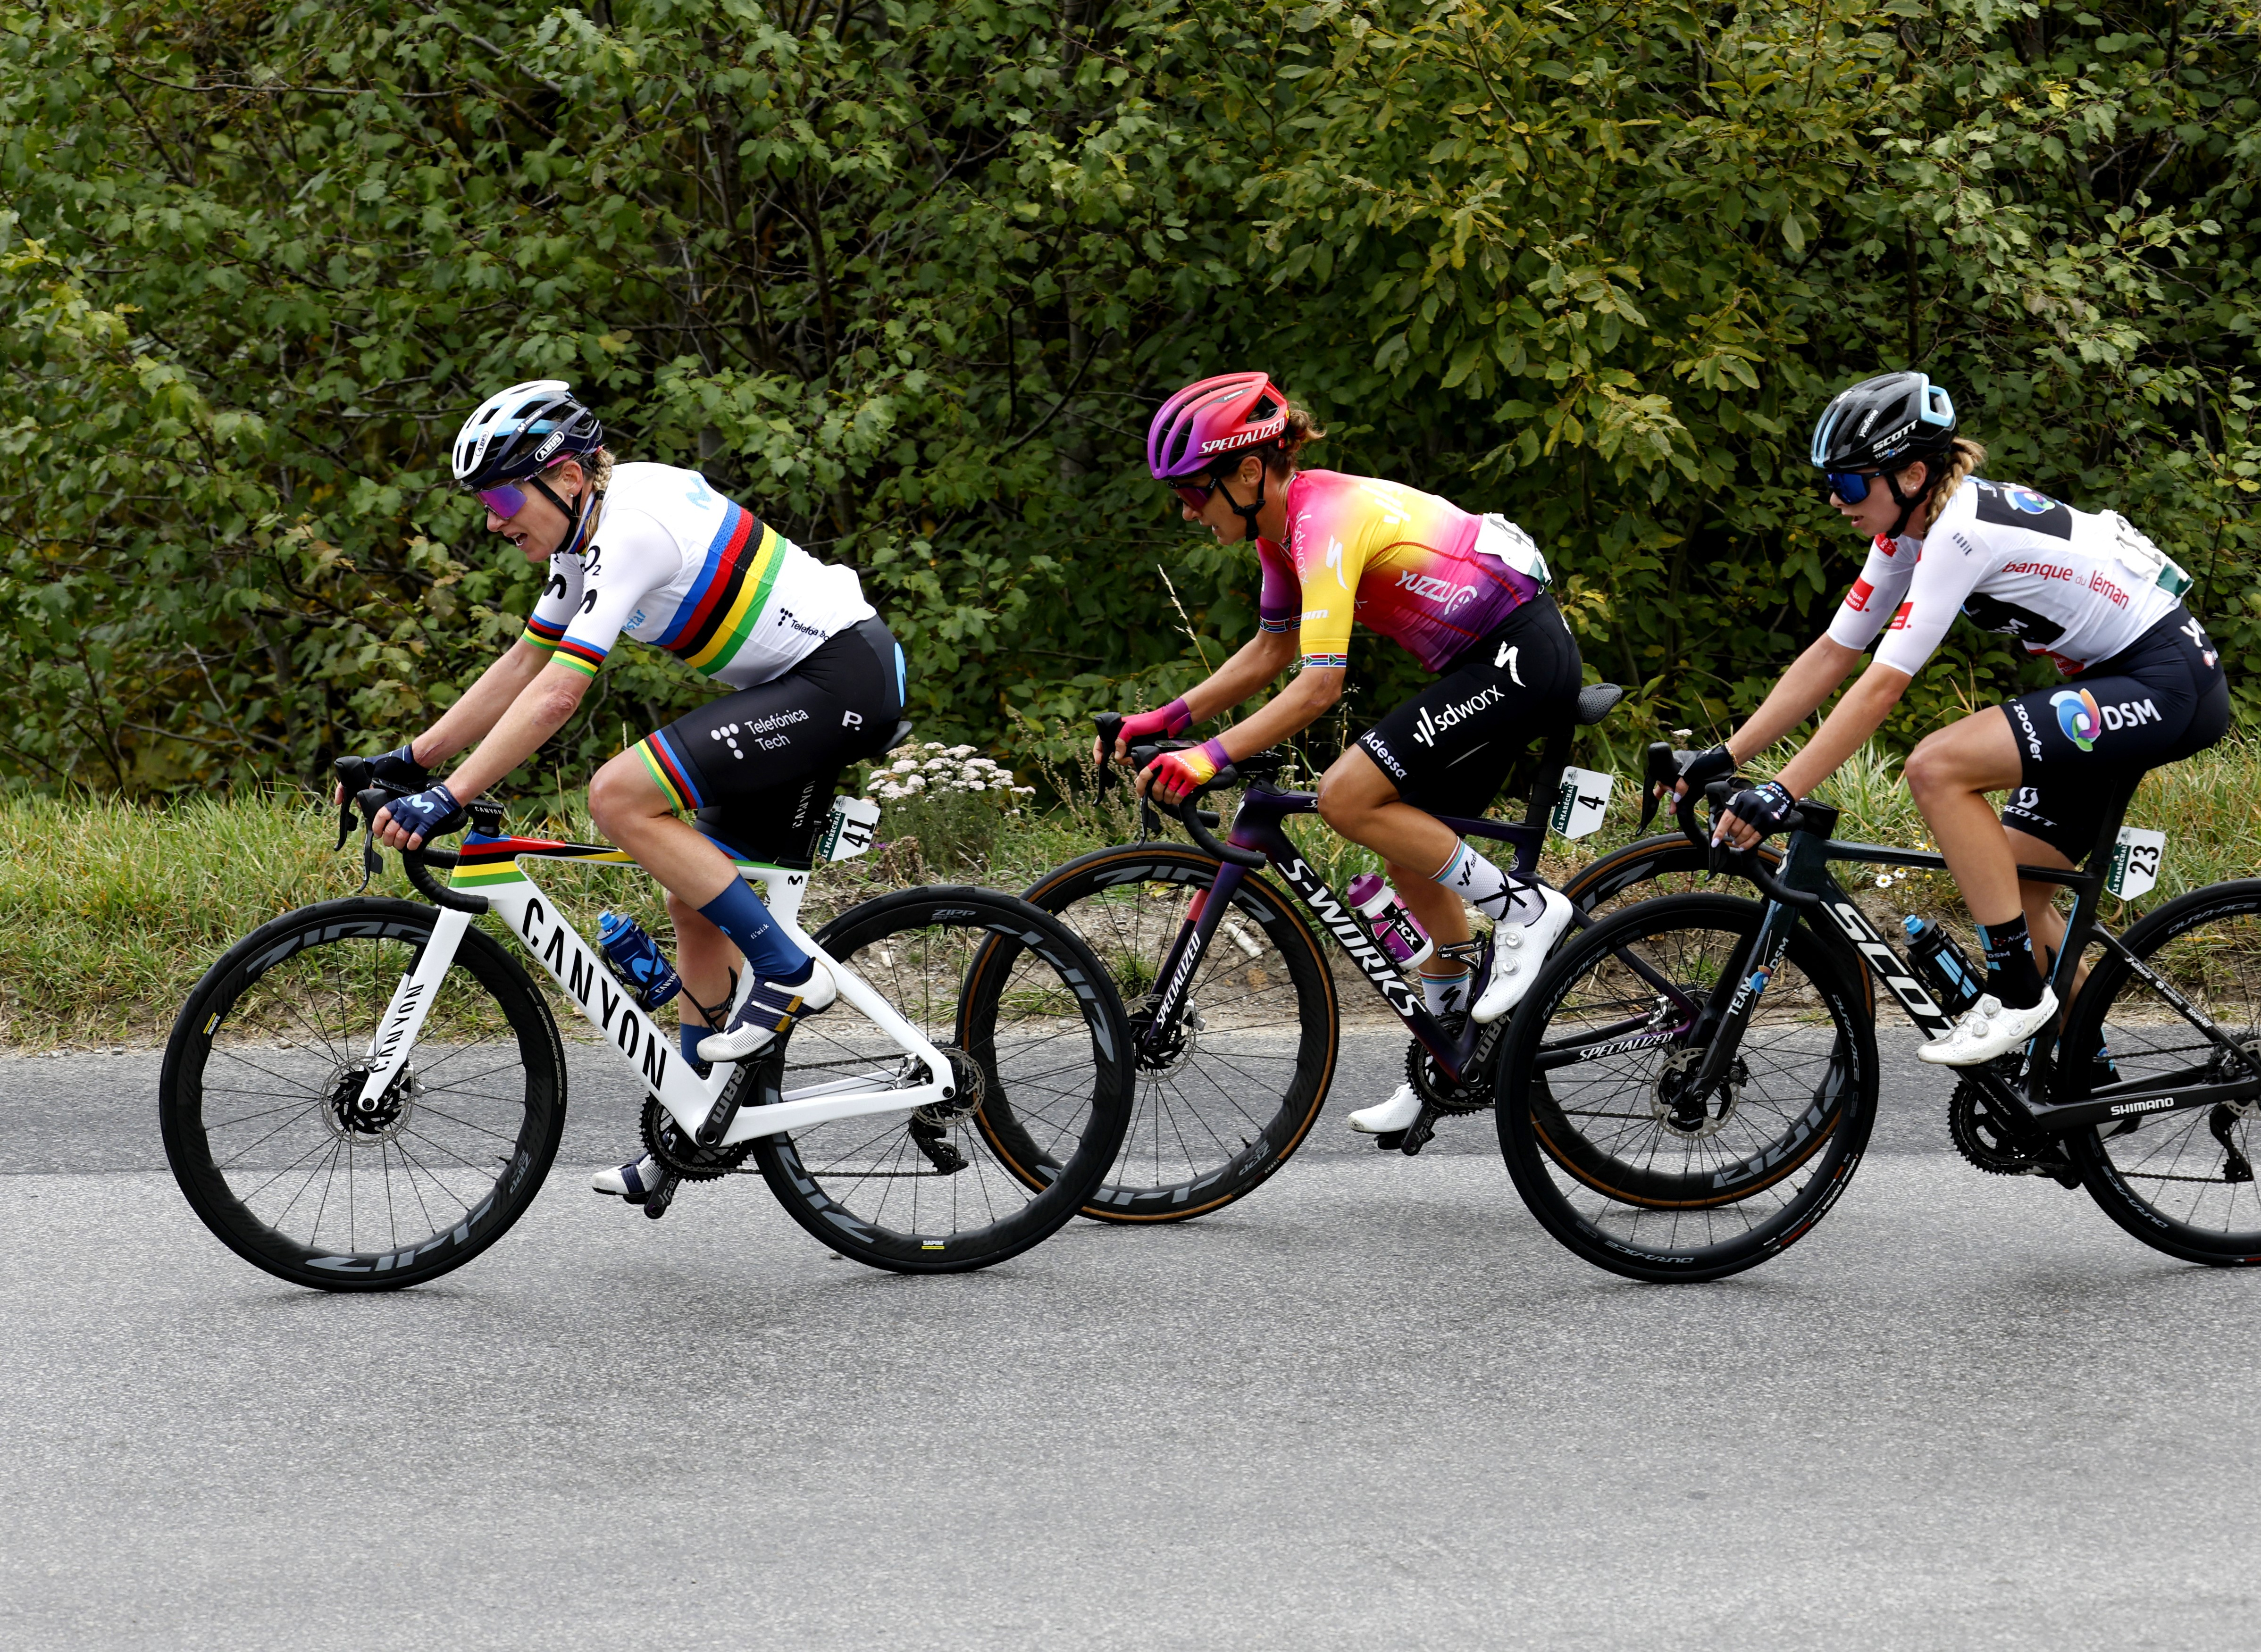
{"left": 681, "top": 1024, "right": 708, "bottom": 1064}
{"left": 697, "top": 880, "right": 812, "bottom": 983}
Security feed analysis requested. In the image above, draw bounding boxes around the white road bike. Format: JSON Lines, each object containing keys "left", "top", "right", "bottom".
{"left": 158, "top": 760, "right": 1134, "bottom": 1290}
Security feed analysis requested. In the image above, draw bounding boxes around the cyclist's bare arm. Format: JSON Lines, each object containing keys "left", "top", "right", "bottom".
{"left": 1103, "top": 629, "right": 1298, "bottom": 761}
{"left": 368, "top": 657, "right": 590, "bottom": 849}
{"left": 1715, "top": 659, "right": 1911, "bottom": 847}
{"left": 332, "top": 639, "right": 549, "bottom": 806}
{"left": 1720, "top": 635, "right": 1868, "bottom": 768}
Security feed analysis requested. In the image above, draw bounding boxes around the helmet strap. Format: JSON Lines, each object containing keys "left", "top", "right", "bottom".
{"left": 1217, "top": 458, "right": 1270, "bottom": 542}
{"left": 530, "top": 469, "right": 599, "bottom": 558}
{"left": 1881, "top": 465, "right": 1926, "bottom": 540}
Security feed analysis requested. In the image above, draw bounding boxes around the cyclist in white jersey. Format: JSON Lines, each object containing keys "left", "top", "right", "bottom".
{"left": 352, "top": 382, "right": 907, "bottom": 1201}
{"left": 1685, "top": 372, "right": 2227, "bottom": 1066}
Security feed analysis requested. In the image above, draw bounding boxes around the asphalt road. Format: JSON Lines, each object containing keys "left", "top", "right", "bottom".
{"left": 6, "top": 1031, "right": 2259, "bottom": 1650}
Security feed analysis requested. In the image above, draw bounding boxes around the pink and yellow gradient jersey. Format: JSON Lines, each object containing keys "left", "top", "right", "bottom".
{"left": 1252, "top": 470, "right": 1548, "bottom": 673}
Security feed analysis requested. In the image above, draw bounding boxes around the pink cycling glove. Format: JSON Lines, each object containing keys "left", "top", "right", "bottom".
{"left": 1145, "top": 737, "right": 1231, "bottom": 804}
{"left": 1118, "top": 698, "right": 1194, "bottom": 744}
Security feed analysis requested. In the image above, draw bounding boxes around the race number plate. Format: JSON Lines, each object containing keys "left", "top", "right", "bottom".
{"left": 1551, "top": 767, "right": 1613, "bottom": 840}
{"left": 2107, "top": 826, "right": 2165, "bottom": 899}
{"left": 821, "top": 795, "right": 882, "bottom": 862}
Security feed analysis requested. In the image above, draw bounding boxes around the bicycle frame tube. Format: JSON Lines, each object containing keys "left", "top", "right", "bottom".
{"left": 356, "top": 837, "right": 953, "bottom": 1144}
{"left": 1147, "top": 784, "right": 1553, "bottom": 1081}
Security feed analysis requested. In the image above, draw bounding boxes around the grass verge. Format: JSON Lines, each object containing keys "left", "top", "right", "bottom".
{"left": 6, "top": 740, "right": 2257, "bottom": 1049}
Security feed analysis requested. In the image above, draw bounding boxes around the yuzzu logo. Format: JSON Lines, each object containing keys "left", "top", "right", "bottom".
{"left": 2051, "top": 687, "right": 2102, "bottom": 751}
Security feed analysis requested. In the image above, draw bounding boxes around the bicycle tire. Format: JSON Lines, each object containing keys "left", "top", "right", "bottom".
{"left": 1496, "top": 893, "right": 1878, "bottom": 1283}
{"left": 2059, "top": 880, "right": 2261, "bottom": 1265}
{"left": 750, "top": 885, "right": 1133, "bottom": 1271}
{"left": 1014, "top": 843, "right": 1338, "bottom": 1222}
{"left": 159, "top": 898, "right": 567, "bottom": 1292}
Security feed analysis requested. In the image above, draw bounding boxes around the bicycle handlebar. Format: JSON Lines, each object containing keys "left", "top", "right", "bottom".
{"left": 1094, "top": 716, "right": 1267, "bottom": 868}
{"left": 332, "top": 757, "right": 488, "bottom": 915}
{"left": 1683, "top": 777, "right": 1823, "bottom": 909}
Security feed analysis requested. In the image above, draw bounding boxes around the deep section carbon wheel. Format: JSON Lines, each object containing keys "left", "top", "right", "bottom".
{"left": 1019, "top": 844, "right": 1337, "bottom": 1222}
{"left": 2060, "top": 881, "right": 2261, "bottom": 1265}
{"left": 1495, "top": 893, "right": 1877, "bottom": 1283}
{"left": 749, "top": 885, "right": 1133, "bottom": 1271}
{"left": 159, "top": 898, "right": 566, "bottom": 1291}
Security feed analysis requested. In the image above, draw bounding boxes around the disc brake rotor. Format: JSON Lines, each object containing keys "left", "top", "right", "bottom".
{"left": 1650, "top": 1047, "right": 1742, "bottom": 1139}
{"left": 327, "top": 1064, "right": 417, "bottom": 1143}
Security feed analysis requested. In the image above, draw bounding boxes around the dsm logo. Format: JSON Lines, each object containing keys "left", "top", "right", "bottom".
{"left": 2001, "top": 484, "right": 2060, "bottom": 516}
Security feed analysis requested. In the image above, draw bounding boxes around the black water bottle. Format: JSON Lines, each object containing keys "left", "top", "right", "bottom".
{"left": 1902, "top": 916, "right": 1981, "bottom": 1015}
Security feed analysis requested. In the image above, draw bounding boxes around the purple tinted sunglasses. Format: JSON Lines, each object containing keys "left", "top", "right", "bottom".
{"left": 474, "top": 458, "right": 572, "bottom": 520}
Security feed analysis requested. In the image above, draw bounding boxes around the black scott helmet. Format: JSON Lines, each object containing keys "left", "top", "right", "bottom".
{"left": 452, "top": 380, "right": 605, "bottom": 492}
{"left": 1809, "top": 371, "right": 1957, "bottom": 475}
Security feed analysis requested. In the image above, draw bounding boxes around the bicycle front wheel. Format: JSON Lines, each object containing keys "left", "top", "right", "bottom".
{"left": 2060, "top": 881, "right": 2261, "bottom": 1265}
{"left": 751, "top": 886, "right": 1133, "bottom": 1272}
{"left": 1020, "top": 843, "right": 1338, "bottom": 1222}
{"left": 1496, "top": 893, "right": 1877, "bottom": 1283}
{"left": 159, "top": 898, "right": 567, "bottom": 1291}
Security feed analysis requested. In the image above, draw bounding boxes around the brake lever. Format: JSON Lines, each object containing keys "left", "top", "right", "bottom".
{"left": 1093, "top": 713, "right": 1123, "bottom": 799}
{"left": 352, "top": 786, "right": 387, "bottom": 893}
{"left": 1639, "top": 741, "right": 1673, "bottom": 832}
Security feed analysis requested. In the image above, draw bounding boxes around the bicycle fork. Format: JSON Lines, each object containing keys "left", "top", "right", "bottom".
{"left": 353, "top": 906, "right": 475, "bottom": 1111}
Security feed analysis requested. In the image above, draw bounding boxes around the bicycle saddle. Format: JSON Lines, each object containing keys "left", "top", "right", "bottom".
{"left": 1575, "top": 684, "right": 1624, "bottom": 726}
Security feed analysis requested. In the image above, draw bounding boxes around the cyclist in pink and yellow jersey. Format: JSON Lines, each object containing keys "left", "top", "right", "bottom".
{"left": 1107, "top": 372, "right": 1583, "bottom": 1139}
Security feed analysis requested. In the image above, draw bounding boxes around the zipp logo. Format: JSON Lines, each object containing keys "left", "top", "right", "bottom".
{"left": 1413, "top": 684, "right": 1505, "bottom": 747}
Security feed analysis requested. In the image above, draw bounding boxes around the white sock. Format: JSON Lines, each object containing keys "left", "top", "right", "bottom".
{"left": 1432, "top": 842, "right": 1546, "bottom": 926}
{"left": 1419, "top": 968, "right": 1473, "bottom": 1018}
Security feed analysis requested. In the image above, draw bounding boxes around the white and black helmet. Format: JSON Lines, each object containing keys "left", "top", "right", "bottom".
{"left": 452, "top": 380, "right": 605, "bottom": 491}
{"left": 1809, "top": 371, "right": 1958, "bottom": 475}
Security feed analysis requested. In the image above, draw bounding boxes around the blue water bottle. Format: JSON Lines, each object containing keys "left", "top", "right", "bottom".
{"left": 596, "top": 910, "right": 681, "bottom": 1010}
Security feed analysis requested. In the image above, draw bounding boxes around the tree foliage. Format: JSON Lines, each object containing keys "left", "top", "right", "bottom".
{"left": 3, "top": 0, "right": 2259, "bottom": 793}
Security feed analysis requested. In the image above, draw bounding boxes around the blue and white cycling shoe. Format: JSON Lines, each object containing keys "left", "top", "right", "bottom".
{"left": 592, "top": 1153, "right": 666, "bottom": 1202}
{"left": 1473, "top": 886, "right": 1575, "bottom": 1024}
{"left": 698, "top": 962, "right": 837, "bottom": 1063}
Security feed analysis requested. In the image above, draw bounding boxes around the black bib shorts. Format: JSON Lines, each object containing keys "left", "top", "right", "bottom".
{"left": 1354, "top": 591, "right": 1585, "bottom": 819}
{"left": 1998, "top": 608, "right": 2229, "bottom": 862}
{"left": 635, "top": 615, "right": 906, "bottom": 868}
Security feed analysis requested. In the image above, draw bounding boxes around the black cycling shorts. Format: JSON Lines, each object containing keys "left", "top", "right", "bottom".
{"left": 635, "top": 615, "right": 906, "bottom": 868}
{"left": 1999, "top": 608, "right": 2228, "bottom": 862}
{"left": 1354, "top": 592, "right": 1584, "bottom": 818}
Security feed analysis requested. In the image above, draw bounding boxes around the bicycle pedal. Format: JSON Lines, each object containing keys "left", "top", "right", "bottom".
{"left": 1373, "top": 1129, "right": 1408, "bottom": 1151}
{"left": 643, "top": 1172, "right": 682, "bottom": 1219}
{"left": 1398, "top": 1105, "right": 1441, "bottom": 1156}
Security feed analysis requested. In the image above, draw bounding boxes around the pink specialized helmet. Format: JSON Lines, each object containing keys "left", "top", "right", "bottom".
{"left": 1147, "top": 372, "right": 1291, "bottom": 481}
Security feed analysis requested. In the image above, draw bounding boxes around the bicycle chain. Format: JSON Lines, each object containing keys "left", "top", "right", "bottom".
{"left": 642, "top": 1086, "right": 757, "bottom": 1181}
{"left": 1947, "top": 1078, "right": 2060, "bottom": 1177}
{"left": 1404, "top": 1019, "right": 1499, "bottom": 1116}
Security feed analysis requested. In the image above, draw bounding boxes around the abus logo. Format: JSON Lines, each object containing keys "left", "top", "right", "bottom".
{"left": 1413, "top": 684, "right": 1504, "bottom": 747}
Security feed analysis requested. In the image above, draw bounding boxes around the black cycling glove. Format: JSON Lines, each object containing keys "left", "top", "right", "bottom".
{"left": 366, "top": 742, "right": 431, "bottom": 793}
{"left": 1676, "top": 744, "right": 1736, "bottom": 789}
{"left": 1717, "top": 780, "right": 1797, "bottom": 843}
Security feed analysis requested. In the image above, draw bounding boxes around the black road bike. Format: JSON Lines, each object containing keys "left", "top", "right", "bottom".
{"left": 1494, "top": 746, "right": 2261, "bottom": 1282}
{"left": 1012, "top": 696, "right": 1799, "bottom": 1223}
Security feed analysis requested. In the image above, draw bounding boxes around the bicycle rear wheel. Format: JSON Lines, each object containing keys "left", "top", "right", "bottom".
{"left": 2060, "top": 881, "right": 2261, "bottom": 1264}
{"left": 159, "top": 898, "right": 566, "bottom": 1291}
{"left": 751, "top": 886, "right": 1132, "bottom": 1271}
{"left": 1496, "top": 893, "right": 1877, "bottom": 1282}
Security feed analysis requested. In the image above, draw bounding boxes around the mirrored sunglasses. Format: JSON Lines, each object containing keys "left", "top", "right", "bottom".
{"left": 1171, "top": 478, "right": 1221, "bottom": 512}
{"left": 1823, "top": 470, "right": 1874, "bottom": 503}
{"left": 477, "top": 481, "right": 531, "bottom": 519}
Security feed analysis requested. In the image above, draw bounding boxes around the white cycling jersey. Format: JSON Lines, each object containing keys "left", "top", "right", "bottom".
{"left": 1826, "top": 476, "right": 2191, "bottom": 676}
{"left": 521, "top": 462, "right": 873, "bottom": 689}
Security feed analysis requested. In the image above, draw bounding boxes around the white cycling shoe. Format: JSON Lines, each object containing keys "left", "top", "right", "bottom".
{"left": 1348, "top": 1083, "right": 1424, "bottom": 1136}
{"left": 592, "top": 1153, "right": 666, "bottom": 1202}
{"left": 1472, "top": 885, "right": 1576, "bottom": 1025}
{"left": 1916, "top": 988, "right": 2059, "bottom": 1067}
{"left": 699, "top": 962, "right": 838, "bottom": 1063}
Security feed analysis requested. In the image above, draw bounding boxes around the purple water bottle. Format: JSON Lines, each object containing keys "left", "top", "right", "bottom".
{"left": 1347, "top": 873, "right": 1434, "bottom": 970}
